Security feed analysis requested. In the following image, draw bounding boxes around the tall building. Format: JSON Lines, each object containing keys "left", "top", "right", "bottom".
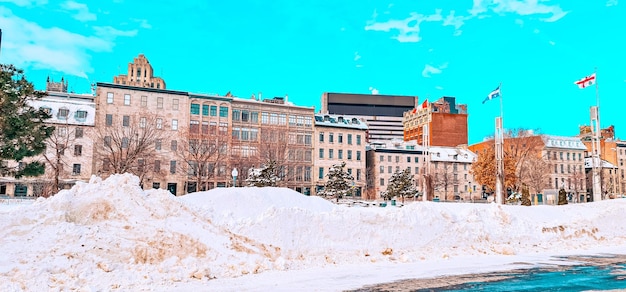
{"left": 403, "top": 96, "right": 468, "bottom": 147}
{"left": 113, "top": 54, "right": 166, "bottom": 89}
{"left": 313, "top": 113, "right": 368, "bottom": 197}
{"left": 321, "top": 92, "right": 418, "bottom": 141}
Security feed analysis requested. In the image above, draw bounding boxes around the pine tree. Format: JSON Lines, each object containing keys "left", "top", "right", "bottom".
{"left": 384, "top": 168, "right": 418, "bottom": 202}
{"left": 318, "top": 162, "right": 354, "bottom": 201}
{"left": 0, "top": 64, "right": 54, "bottom": 178}
{"left": 246, "top": 160, "right": 280, "bottom": 187}
{"left": 521, "top": 185, "right": 532, "bottom": 206}
{"left": 558, "top": 187, "right": 568, "bottom": 205}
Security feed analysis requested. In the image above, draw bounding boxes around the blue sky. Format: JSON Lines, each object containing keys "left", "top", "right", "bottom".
{"left": 0, "top": 0, "right": 624, "bottom": 144}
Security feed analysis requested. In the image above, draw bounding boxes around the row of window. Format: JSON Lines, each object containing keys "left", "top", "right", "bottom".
{"left": 56, "top": 127, "right": 84, "bottom": 139}
{"left": 379, "top": 155, "right": 426, "bottom": 163}
{"left": 547, "top": 151, "right": 583, "bottom": 162}
{"left": 190, "top": 103, "right": 229, "bottom": 117}
{"left": 319, "top": 132, "right": 362, "bottom": 145}
{"left": 54, "top": 144, "right": 83, "bottom": 157}
{"left": 40, "top": 107, "right": 89, "bottom": 122}
{"left": 318, "top": 167, "right": 362, "bottom": 181}
{"left": 105, "top": 115, "right": 180, "bottom": 130}
{"left": 554, "top": 164, "right": 583, "bottom": 174}
{"left": 107, "top": 93, "right": 229, "bottom": 115}
{"left": 553, "top": 177, "right": 584, "bottom": 190}
{"left": 319, "top": 149, "right": 361, "bottom": 161}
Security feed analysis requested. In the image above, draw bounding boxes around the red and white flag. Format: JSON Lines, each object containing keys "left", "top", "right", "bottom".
{"left": 574, "top": 73, "right": 596, "bottom": 89}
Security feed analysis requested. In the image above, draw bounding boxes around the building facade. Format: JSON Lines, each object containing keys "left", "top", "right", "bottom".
{"left": 313, "top": 113, "right": 368, "bottom": 197}
{"left": 429, "top": 146, "right": 477, "bottom": 201}
{"left": 542, "top": 135, "right": 587, "bottom": 202}
{"left": 403, "top": 96, "right": 468, "bottom": 147}
{"left": 1, "top": 87, "right": 96, "bottom": 196}
{"left": 321, "top": 92, "right": 418, "bottom": 141}
{"left": 113, "top": 54, "right": 166, "bottom": 89}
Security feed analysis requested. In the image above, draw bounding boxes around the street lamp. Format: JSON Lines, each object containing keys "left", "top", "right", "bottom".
{"left": 231, "top": 168, "right": 238, "bottom": 187}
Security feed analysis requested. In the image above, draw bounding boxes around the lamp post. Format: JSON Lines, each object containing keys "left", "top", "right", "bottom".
{"left": 231, "top": 168, "right": 238, "bottom": 188}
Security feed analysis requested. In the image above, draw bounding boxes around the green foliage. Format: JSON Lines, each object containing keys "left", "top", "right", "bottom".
{"left": 383, "top": 168, "right": 417, "bottom": 201}
{"left": 0, "top": 64, "right": 54, "bottom": 178}
{"left": 521, "top": 185, "right": 532, "bottom": 206}
{"left": 558, "top": 188, "right": 568, "bottom": 205}
{"left": 246, "top": 160, "right": 280, "bottom": 187}
{"left": 318, "top": 162, "right": 354, "bottom": 201}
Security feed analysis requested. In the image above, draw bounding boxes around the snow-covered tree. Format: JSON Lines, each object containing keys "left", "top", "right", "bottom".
{"left": 246, "top": 160, "right": 280, "bottom": 187}
{"left": 318, "top": 162, "right": 354, "bottom": 201}
{"left": 521, "top": 185, "right": 532, "bottom": 206}
{"left": 383, "top": 168, "right": 418, "bottom": 202}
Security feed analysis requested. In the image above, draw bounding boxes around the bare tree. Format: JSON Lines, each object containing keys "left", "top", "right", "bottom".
{"left": 177, "top": 127, "right": 229, "bottom": 192}
{"left": 431, "top": 162, "right": 458, "bottom": 201}
{"left": 504, "top": 129, "right": 544, "bottom": 192}
{"left": 524, "top": 154, "right": 551, "bottom": 195}
{"left": 94, "top": 115, "right": 165, "bottom": 185}
{"left": 41, "top": 124, "right": 76, "bottom": 193}
{"left": 569, "top": 167, "right": 586, "bottom": 202}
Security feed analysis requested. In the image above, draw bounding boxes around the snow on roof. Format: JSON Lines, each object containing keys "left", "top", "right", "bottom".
{"left": 542, "top": 135, "right": 587, "bottom": 150}
{"left": 584, "top": 157, "right": 616, "bottom": 168}
{"left": 2, "top": 173, "right": 626, "bottom": 290}
{"left": 315, "top": 113, "right": 368, "bottom": 130}
{"left": 28, "top": 95, "right": 96, "bottom": 126}
{"left": 429, "top": 146, "right": 476, "bottom": 163}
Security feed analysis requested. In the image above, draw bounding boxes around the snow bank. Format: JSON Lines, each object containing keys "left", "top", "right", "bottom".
{"left": 0, "top": 174, "right": 284, "bottom": 291}
{"left": 2, "top": 174, "right": 626, "bottom": 291}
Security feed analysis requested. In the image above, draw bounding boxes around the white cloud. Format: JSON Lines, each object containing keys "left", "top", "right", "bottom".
{"left": 0, "top": 0, "right": 47, "bottom": 6}
{"left": 365, "top": 10, "right": 445, "bottom": 43}
{"left": 471, "top": 0, "right": 568, "bottom": 22}
{"left": 60, "top": 0, "right": 96, "bottom": 22}
{"left": 354, "top": 51, "right": 361, "bottom": 61}
{"left": 515, "top": 19, "right": 524, "bottom": 27}
{"left": 0, "top": 7, "right": 133, "bottom": 78}
{"left": 132, "top": 18, "right": 152, "bottom": 29}
{"left": 549, "top": 40, "right": 555, "bottom": 45}
{"left": 93, "top": 26, "right": 138, "bottom": 38}
{"left": 422, "top": 63, "right": 448, "bottom": 78}
{"left": 369, "top": 87, "right": 379, "bottom": 94}
{"left": 435, "top": 86, "right": 444, "bottom": 90}
{"left": 607, "top": 0, "right": 618, "bottom": 6}
{"left": 533, "top": 28, "right": 540, "bottom": 34}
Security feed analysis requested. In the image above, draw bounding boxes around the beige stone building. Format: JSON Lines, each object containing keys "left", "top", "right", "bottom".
{"left": 94, "top": 82, "right": 190, "bottom": 195}
{"left": 542, "top": 135, "right": 587, "bottom": 203}
{"left": 230, "top": 96, "right": 315, "bottom": 194}
{"left": 313, "top": 113, "right": 368, "bottom": 197}
{"left": 429, "top": 146, "right": 477, "bottom": 201}
{"left": 113, "top": 54, "right": 166, "bottom": 89}
{"left": 1, "top": 81, "right": 96, "bottom": 197}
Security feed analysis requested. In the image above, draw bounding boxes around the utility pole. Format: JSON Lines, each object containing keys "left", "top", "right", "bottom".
{"left": 590, "top": 106, "right": 602, "bottom": 202}
{"left": 495, "top": 117, "right": 504, "bottom": 204}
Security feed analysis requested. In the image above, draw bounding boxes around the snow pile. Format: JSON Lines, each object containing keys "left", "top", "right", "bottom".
{"left": 2, "top": 174, "right": 626, "bottom": 291}
{"left": 0, "top": 174, "right": 284, "bottom": 291}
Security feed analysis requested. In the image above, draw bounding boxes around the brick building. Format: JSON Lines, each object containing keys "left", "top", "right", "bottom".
{"left": 403, "top": 96, "right": 468, "bottom": 147}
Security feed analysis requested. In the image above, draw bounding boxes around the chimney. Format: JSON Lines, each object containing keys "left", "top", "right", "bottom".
{"left": 258, "top": 92, "right": 262, "bottom": 101}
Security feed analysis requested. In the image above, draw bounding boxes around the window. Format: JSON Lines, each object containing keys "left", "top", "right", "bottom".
{"left": 305, "top": 134, "right": 312, "bottom": 145}
{"left": 210, "top": 105, "right": 217, "bottom": 116}
{"left": 407, "top": 157, "right": 411, "bottom": 163}
{"left": 380, "top": 155, "right": 384, "bottom": 162}
{"left": 357, "top": 135, "right": 361, "bottom": 145}
{"left": 141, "top": 96, "right": 147, "bottom": 107}
{"left": 560, "top": 152, "right": 563, "bottom": 160}
{"left": 329, "top": 149, "right": 334, "bottom": 159}
{"left": 154, "top": 160, "right": 161, "bottom": 172}
{"left": 190, "top": 103, "right": 200, "bottom": 115}
{"left": 319, "top": 149, "right": 324, "bottom": 159}
{"left": 415, "top": 167, "right": 419, "bottom": 174}
{"left": 348, "top": 150, "right": 352, "bottom": 160}
{"left": 338, "top": 150, "right": 343, "bottom": 159}
{"left": 40, "top": 107, "right": 52, "bottom": 115}
{"left": 157, "top": 97, "right": 163, "bottom": 109}
{"left": 122, "top": 137, "right": 129, "bottom": 148}
{"left": 396, "top": 156, "right": 400, "bottom": 163}
{"left": 171, "top": 140, "right": 177, "bottom": 151}
{"left": 305, "top": 167, "right": 311, "bottom": 182}
{"left": 57, "top": 108, "right": 69, "bottom": 120}
{"left": 380, "top": 178, "right": 384, "bottom": 186}
{"left": 319, "top": 167, "right": 324, "bottom": 179}
{"left": 347, "top": 134, "right": 352, "bottom": 145}
{"left": 270, "top": 113, "right": 278, "bottom": 124}
{"left": 202, "top": 122, "right": 208, "bottom": 134}
{"left": 232, "top": 109, "right": 241, "bottom": 121}
{"left": 547, "top": 151, "right": 551, "bottom": 160}
{"left": 105, "top": 114, "right": 113, "bottom": 126}
{"left": 279, "top": 114, "right": 286, "bottom": 125}
{"left": 123, "top": 115, "right": 130, "bottom": 127}
{"left": 261, "top": 112, "right": 269, "bottom": 124}
{"left": 156, "top": 118, "right": 163, "bottom": 129}
{"left": 219, "top": 106, "right": 228, "bottom": 117}
{"left": 567, "top": 153, "right": 570, "bottom": 161}
{"left": 251, "top": 112, "right": 259, "bottom": 123}
{"left": 74, "top": 110, "right": 88, "bottom": 121}
{"left": 305, "top": 116, "right": 312, "bottom": 127}
{"left": 102, "top": 158, "right": 110, "bottom": 171}
{"left": 107, "top": 92, "right": 114, "bottom": 104}
{"left": 139, "top": 117, "right": 146, "bottom": 128}
{"left": 329, "top": 133, "right": 334, "bottom": 143}
{"left": 75, "top": 128, "right": 83, "bottom": 138}
{"left": 58, "top": 127, "right": 67, "bottom": 137}
{"left": 190, "top": 120, "right": 200, "bottom": 133}
{"left": 560, "top": 164, "right": 564, "bottom": 173}
{"left": 172, "top": 99, "right": 179, "bottom": 110}
{"left": 202, "top": 105, "right": 209, "bottom": 116}
{"left": 74, "top": 145, "right": 82, "bottom": 156}
{"left": 124, "top": 94, "right": 131, "bottom": 105}
{"left": 72, "top": 164, "right": 81, "bottom": 175}
{"left": 319, "top": 132, "right": 324, "bottom": 142}
{"left": 172, "top": 119, "right": 178, "bottom": 130}
{"left": 388, "top": 166, "right": 392, "bottom": 173}
{"left": 104, "top": 136, "right": 111, "bottom": 147}
{"left": 356, "top": 151, "right": 361, "bottom": 161}
{"left": 289, "top": 115, "right": 296, "bottom": 126}
{"left": 155, "top": 139, "right": 162, "bottom": 150}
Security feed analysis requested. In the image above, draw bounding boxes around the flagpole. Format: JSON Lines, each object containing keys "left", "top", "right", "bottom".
{"left": 499, "top": 82, "right": 504, "bottom": 121}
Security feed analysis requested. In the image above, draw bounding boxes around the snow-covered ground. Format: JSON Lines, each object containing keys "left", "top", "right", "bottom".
{"left": 1, "top": 173, "right": 625, "bottom": 291}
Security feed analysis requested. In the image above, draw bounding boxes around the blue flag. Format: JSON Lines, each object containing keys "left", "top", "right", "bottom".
{"left": 482, "top": 85, "right": 501, "bottom": 104}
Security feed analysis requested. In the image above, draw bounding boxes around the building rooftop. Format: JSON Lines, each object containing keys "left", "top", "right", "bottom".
{"left": 542, "top": 135, "right": 587, "bottom": 150}
{"left": 314, "top": 113, "right": 368, "bottom": 130}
